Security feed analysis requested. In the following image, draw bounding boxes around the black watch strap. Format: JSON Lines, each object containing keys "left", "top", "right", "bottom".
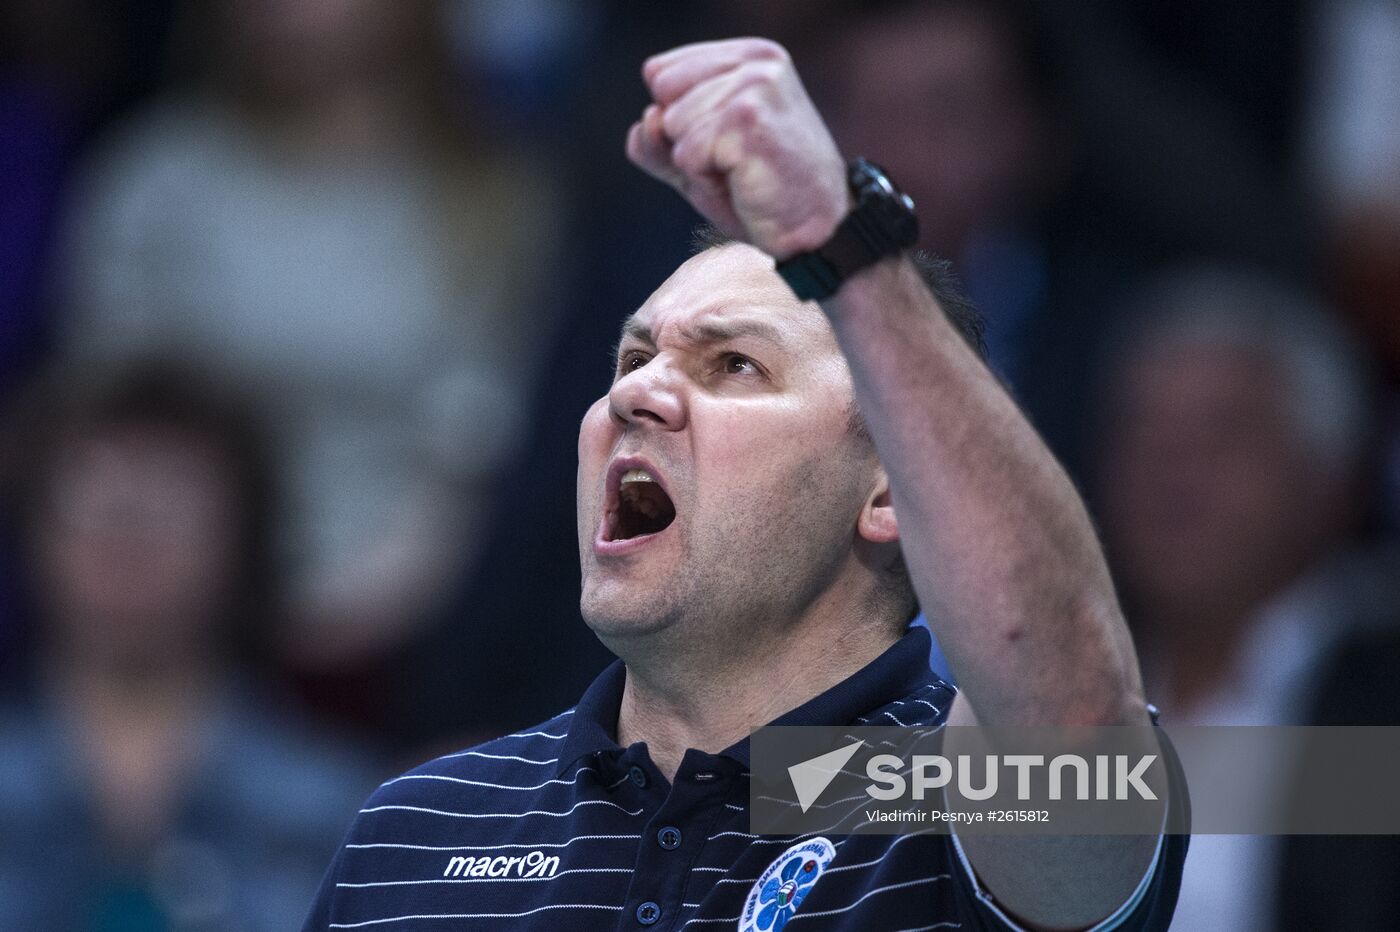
{"left": 776, "top": 159, "right": 918, "bottom": 302}
{"left": 774, "top": 208, "right": 899, "bottom": 302}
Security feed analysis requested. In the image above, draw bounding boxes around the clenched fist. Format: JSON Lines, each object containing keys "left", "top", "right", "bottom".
{"left": 626, "top": 38, "right": 849, "bottom": 260}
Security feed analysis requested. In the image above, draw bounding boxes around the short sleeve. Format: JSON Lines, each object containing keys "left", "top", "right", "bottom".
{"left": 947, "top": 719, "right": 1191, "bottom": 930}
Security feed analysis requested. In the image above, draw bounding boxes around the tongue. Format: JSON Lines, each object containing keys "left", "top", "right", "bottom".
{"left": 617, "top": 482, "right": 676, "bottom": 539}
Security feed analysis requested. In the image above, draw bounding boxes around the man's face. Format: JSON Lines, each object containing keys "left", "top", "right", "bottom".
{"left": 577, "top": 245, "right": 878, "bottom": 649}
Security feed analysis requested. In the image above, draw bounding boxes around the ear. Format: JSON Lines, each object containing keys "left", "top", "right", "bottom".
{"left": 856, "top": 468, "right": 899, "bottom": 545}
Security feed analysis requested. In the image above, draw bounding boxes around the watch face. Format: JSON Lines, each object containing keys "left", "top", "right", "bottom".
{"left": 852, "top": 158, "right": 913, "bottom": 209}
{"left": 883, "top": 199, "right": 920, "bottom": 247}
{"left": 852, "top": 158, "right": 919, "bottom": 249}
{"left": 850, "top": 158, "right": 892, "bottom": 195}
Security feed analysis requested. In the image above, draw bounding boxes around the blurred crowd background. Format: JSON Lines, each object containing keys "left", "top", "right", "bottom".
{"left": 1, "top": 0, "right": 1399, "bottom": 929}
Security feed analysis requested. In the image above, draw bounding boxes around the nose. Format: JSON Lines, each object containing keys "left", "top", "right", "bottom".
{"left": 608, "top": 358, "right": 686, "bottom": 430}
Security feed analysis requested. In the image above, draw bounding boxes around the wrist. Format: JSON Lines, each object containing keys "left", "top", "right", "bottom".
{"left": 768, "top": 191, "right": 856, "bottom": 261}
{"left": 819, "top": 251, "right": 920, "bottom": 317}
{"left": 776, "top": 159, "right": 919, "bottom": 302}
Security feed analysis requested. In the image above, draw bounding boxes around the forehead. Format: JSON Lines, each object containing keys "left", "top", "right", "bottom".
{"left": 620, "top": 244, "right": 838, "bottom": 354}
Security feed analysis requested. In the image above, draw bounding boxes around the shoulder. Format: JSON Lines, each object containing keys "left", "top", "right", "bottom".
{"left": 332, "top": 708, "right": 591, "bottom": 879}
{"left": 363, "top": 709, "right": 579, "bottom": 811}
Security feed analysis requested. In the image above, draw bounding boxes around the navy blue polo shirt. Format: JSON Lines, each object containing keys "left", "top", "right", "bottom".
{"left": 304, "top": 626, "right": 1186, "bottom": 930}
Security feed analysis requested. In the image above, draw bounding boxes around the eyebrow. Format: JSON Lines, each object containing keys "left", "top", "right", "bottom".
{"left": 615, "top": 314, "right": 786, "bottom": 353}
{"left": 619, "top": 317, "right": 652, "bottom": 347}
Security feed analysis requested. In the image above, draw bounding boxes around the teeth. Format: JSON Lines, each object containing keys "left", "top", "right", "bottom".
{"left": 620, "top": 468, "right": 656, "bottom": 485}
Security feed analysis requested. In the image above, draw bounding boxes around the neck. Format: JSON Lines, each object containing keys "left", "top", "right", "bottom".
{"left": 615, "top": 613, "right": 900, "bottom": 781}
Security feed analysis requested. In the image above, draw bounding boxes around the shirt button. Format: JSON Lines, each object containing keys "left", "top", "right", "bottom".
{"left": 629, "top": 765, "right": 648, "bottom": 788}
{"left": 636, "top": 901, "right": 661, "bottom": 925}
{"left": 656, "top": 826, "right": 682, "bottom": 850}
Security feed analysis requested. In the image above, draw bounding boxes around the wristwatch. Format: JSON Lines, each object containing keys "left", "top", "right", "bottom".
{"left": 775, "top": 158, "right": 919, "bottom": 302}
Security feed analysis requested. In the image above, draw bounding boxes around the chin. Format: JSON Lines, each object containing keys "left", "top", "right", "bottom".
{"left": 580, "top": 586, "right": 678, "bottom": 644}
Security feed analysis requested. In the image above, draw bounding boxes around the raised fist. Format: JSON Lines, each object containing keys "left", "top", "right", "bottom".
{"left": 627, "top": 38, "right": 849, "bottom": 260}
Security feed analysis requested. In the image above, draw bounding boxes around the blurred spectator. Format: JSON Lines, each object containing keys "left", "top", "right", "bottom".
{"left": 819, "top": 0, "right": 1070, "bottom": 389}
{"left": 1, "top": 0, "right": 181, "bottom": 651}
{"left": 815, "top": 0, "right": 1297, "bottom": 488}
{"left": 52, "top": 0, "right": 567, "bottom": 674}
{"left": 815, "top": 0, "right": 1318, "bottom": 486}
{"left": 1302, "top": 0, "right": 1400, "bottom": 532}
{"left": 1095, "top": 269, "right": 1381, "bottom": 719}
{"left": 0, "top": 363, "right": 377, "bottom": 931}
{"left": 1090, "top": 266, "right": 1398, "bottom": 930}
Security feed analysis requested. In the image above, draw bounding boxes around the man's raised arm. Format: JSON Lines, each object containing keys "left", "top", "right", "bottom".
{"left": 628, "top": 37, "right": 1168, "bottom": 928}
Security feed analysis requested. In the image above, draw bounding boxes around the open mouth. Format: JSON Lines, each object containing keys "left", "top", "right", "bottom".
{"left": 606, "top": 468, "right": 677, "bottom": 541}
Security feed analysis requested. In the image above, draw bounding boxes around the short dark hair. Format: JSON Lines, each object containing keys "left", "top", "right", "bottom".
{"left": 689, "top": 224, "right": 986, "bottom": 361}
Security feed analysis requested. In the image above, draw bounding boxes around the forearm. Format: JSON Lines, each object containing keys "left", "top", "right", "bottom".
{"left": 822, "top": 253, "right": 1146, "bottom": 727}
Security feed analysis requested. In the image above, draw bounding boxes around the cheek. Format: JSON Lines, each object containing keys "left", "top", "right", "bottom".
{"left": 694, "top": 404, "right": 862, "bottom": 510}
{"left": 578, "top": 398, "right": 614, "bottom": 463}
{"left": 577, "top": 398, "right": 614, "bottom": 504}
{"left": 713, "top": 387, "right": 852, "bottom": 444}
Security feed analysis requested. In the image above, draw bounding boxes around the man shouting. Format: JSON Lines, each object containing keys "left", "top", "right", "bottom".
{"left": 305, "top": 38, "right": 1184, "bottom": 931}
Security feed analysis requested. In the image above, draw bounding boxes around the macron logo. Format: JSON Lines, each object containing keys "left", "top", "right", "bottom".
{"left": 443, "top": 851, "right": 560, "bottom": 879}
{"left": 788, "top": 741, "right": 864, "bottom": 812}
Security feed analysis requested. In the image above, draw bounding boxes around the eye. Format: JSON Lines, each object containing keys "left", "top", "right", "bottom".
{"left": 617, "top": 350, "right": 650, "bottom": 374}
{"left": 722, "top": 353, "right": 758, "bottom": 375}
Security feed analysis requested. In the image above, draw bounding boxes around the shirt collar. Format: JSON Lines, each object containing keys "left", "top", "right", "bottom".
{"left": 554, "top": 657, "right": 628, "bottom": 777}
{"left": 554, "top": 625, "right": 939, "bottom": 776}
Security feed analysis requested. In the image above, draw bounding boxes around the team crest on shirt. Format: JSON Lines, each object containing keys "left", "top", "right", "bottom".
{"left": 739, "top": 837, "right": 836, "bottom": 932}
